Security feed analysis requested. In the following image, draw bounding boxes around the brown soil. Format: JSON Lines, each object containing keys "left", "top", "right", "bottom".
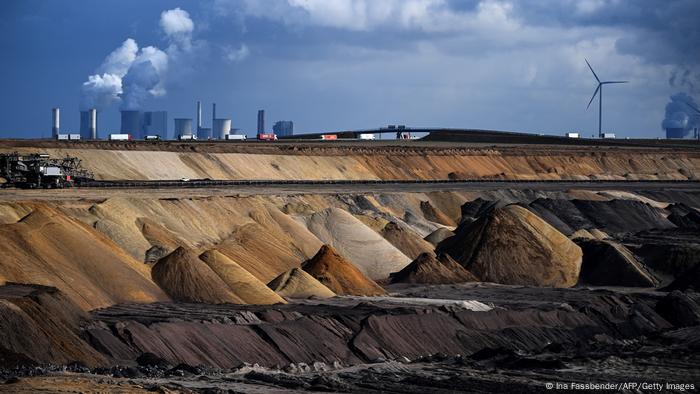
{"left": 151, "top": 247, "right": 243, "bottom": 304}
{"left": 267, "top": 267, "right": 336, "bottom": 299}
{"left": 380, "top": 222, "right": 435, "bottom": 259}
{"left": 302, "top": 245, "right": 385, "bottom": 296}
{"left": 390, "top": 252, "right": 479, "bottom": 284}
{"left": 438, "top": 205, "right": 582, "bottom": 287}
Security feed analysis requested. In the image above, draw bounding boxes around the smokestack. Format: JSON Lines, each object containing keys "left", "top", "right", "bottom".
{"left": 257, "top": 109, "right": 265, "bottom": 134}
{"left": 52, "top": 108, "right": 60, "bottom": 138}
{"left": 89, "top": 108, "right": 97, "bottom": 139}
{"left": 212, "top": 103, "right": 216, "bottom": 136}
{"left": 196, "top": 100, "right": 202, "bottom": 131}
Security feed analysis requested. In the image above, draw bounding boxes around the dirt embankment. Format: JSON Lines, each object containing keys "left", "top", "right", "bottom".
{"left": 2, "top": 142, "right": 699, "bottom": 180}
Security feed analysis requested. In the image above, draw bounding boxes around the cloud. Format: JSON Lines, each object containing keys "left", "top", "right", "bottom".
{"left": 224, "top": 44, "right": 250, "bottom": 63}
{"left": 160, "top": 7, "right": 194, "bottom": 49}
{"left": 81, "top": 8, "right": 201, "bottom": 111}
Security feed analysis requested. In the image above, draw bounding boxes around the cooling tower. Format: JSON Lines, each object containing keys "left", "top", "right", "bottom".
{"left": 175, "top": 118, "right": 193, "bottom": 137}
{"left": 120, "top": 110, "right": 142, "bottom": 137}
{"left": 666, "top": 127, "right": 686, "bottom": 139}
{"left": 213, "top": 118, "right": 232, "bottom": 139}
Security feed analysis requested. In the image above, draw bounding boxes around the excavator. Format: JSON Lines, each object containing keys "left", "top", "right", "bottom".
{"left": 0, "top": 152, "right": 93, "bottom": 188}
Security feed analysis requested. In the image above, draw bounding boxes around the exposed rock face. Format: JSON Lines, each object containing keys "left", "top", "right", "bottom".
{"left": 0, "top": 283, "right": 106, "bottom": 368}
{"left": 267, "top": 268, "right": 336, "bottom": 299}
{"left": 199, "top": 250, "right": 285, "bottom": 305}
{"left": 151, "top": 247, "right": 243, "bottom": 304}
{"left": 576, "top": 239, "right": 656, "bottom": 287}
{"left": 438, "top": 205, "right": 582, "bottom": 287}
{"left": 390, "top": 252, "right": 478, "bottom": 284}
{"left": 656, "top": 291, "right": 700, "bottom": 327}
{"left": 623, "top": 229, "right": 700, "bottom": 283}
{"left": 302, "top": 245, "right": 385, "bottom": 296}
{"left": 380, "top": 222, "right": 435, "bottom": 260}
{"left": 424, "top": 227, "right": 455, "bottom": 246}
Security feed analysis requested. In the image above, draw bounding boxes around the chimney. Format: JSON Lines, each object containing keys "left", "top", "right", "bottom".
{"left": 257, "top": 109, "right": 265, "bottom": 134}
{"left": 212, "top": 103, "right": 216, "bottom": 125}
{"left": 196, "top": 100, "right": 202, "bottom": 131}
{"left": 89, "top": 108, "right": 97, "bottom": 139}
{"left": 52, "top": 108, "right": 60, "bottom": 138}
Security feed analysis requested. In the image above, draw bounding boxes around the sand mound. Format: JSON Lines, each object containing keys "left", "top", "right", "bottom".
{"left": 438, "top": 205, "right": 582, "bottom": 287}
{"left": 420, "top": 201, "right": 454, "bottom": 226}
{"left": 303, "top": 245, "right": 385, "bottom": 296}
{"left": 576, "top": 239, "right": 656, "bottom": 287}
{"left": 268, "top": 268, "right": 336, "bottom": 299}
{"left": 152, "top": 247, "right": 242, "bottom": 304}
{"left": 306, "top": 208, "right": 410, "bottom": 280}
{"left": 0, "top": 204, "right": 167, "bottom": 310}
{"left": 380, "top": 222, "right": 435, "bottom": 260}
{"left": 199, "top": 250, "right": 286, "bottom": 305}
{"left": 424, "top": 227, "right": 455, "bottom": 246}
{"left": 390, "top": 252, "right": 478, "bottom": 284}
{"left": 214, "top": 223, "right": 301, "bottom": 283}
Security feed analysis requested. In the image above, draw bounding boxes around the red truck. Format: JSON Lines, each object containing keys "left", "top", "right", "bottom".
{"left": 257, "top": 133, "right": 277, "bottom": 141}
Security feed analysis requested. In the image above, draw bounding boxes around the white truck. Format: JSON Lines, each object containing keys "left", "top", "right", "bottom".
{"left": 178, "top": 134, "right": 197, "bottom": 141}
{"left": 359, "top": 133, "right": 376, "bottom": 140}
{"left": 602, "top": 133, "right": 616, "bottom": 139}
{"left": 109, "top": 134, "right": 132, "bottom": 141}
{"left": 68, "top": 134, "right": 81, "bottom": 140}
{"left": 225, "top": 134, "right": 247, "bottom": 140}
{"left": 565, "top": 132, "right": 580, "bottom": 138}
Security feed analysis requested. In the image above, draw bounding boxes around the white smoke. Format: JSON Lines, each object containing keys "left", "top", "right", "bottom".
{"left": 80, "top": 8, "right": 195, "bottom": 111}
{"left": 662, "top": 92, "right": 699, "bottom": 135}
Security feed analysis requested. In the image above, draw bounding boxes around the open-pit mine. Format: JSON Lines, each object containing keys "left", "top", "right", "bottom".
{"left": 1, "top": 138, "right": 699, "bottom": 393}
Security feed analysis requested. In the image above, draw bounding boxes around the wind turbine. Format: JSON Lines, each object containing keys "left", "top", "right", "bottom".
{"left": 585, "top": 59, "right": 628, "bottom": 138}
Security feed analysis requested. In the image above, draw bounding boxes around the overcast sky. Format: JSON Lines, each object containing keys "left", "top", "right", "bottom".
{"left": 1, "top": 0, "right": 699, "bottom": 138}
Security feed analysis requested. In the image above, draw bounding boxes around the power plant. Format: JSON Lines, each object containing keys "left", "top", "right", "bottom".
{"left": 52, "top": 108, "right": 60, "bottom": 138}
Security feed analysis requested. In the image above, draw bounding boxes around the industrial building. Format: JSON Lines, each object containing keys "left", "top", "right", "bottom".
{"left": 143, "top": 111, "right": 168, "bottom": 139}
{"left": 52, "top": 108, "right": 60, "bottom": 138}
{"left": 174, "top": 118, "right": 193, "bottom": 138}
{"left": 120, "top": 110, "right": 142, "bottom": 137}
{"left": 213, "top": 119, "right": 232, "bottom": 139}
{"left": 273, "top": 121, "right": 293, "bottom": 137}
{"left": 257, "top": 110, "right": 265, "bottom": 133}
{"left": 79, "top": 109, "right": 97, "bottom": 139}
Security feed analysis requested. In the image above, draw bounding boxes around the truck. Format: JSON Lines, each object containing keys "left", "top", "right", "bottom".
{"left": 602, "top": 133, "right": 616, "bottom": 139}
{"left": 566, "top": 132, "right": 580, "bottom": 138}
{"left": 57, "top": 134, "right": 69, "bottom": 140}
{"left": 144, "top": 135, "right": 161, "bottom": 141}
{"left": 320, "top": 134, "right": 337, "bottom": 140}
{"left": 257, "top": 133, "right": 278, "bottom": 141}
{"left": 225, "top": 134, "right": 247, "bottom": 140}
{"left": 359, "top": 133, "right": 376, "bottom": 140}
{"left": 109, "top": 134, "right": 132, "bottom": 141}
{"left": 68, "top": 134, "right": 81, "bottom": 140}
{"left": 178, "top": 134, "right": 196, "bottom": 141}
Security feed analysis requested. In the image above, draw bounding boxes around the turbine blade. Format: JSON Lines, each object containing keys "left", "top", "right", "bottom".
{"left": 587, "top": 84, "right": 600, "bottom": 110}
{"left": 602, "top": 80, "right": 628, "bottom": 84}
{"left": 682, "top": 102, "right": 700, "bottom": 114}
{"left": 585, "top": 59, "right": 600, "bottom": 83}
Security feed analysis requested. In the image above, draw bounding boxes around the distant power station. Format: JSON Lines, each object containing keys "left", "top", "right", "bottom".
{"left": 119, "top": 110, "right": 168, "bottom": 139}
{"left": 273, "top": 121, "right": 293, "bottom": 137}
{"left": 257, "top": 110, "right": 265, "bottom": 133}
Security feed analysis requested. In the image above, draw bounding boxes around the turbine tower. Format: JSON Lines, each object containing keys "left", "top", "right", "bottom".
{"left": 585, "top": 59, "right": 628, "bottom": 138}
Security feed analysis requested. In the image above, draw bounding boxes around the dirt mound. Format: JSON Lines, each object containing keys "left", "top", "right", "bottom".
{"left": 0, "top": 283, "right": 106, "bottom": 367}
{"left": 380, "top": 222, "right": 435, "bottom": 259}
{"left": 390, "top": 252, "right": 478, "bottom": 284}
{"left": 267, "top": 268, "right": 336, "bottom": 299}
{"left": 0, "top": 204, "right": 167, "bottom": 310}
{"left": 576, "top": 239, "right": 657, "bottom": 287}
{"left": 664, "top": 263, "right": 700, "bottom": 292}
{"left": 152, "top": 247, "right": 242, "bottom": 304}
{"left": 420, "top": 201, "right": 454, "bottom": 226}
{"left": 438, "top": 205, "right": 582, "bottom": 287}
{"left": 306, "top": 208, "right": 410, "bottom": 280}
{"left": 302, "top": 245, "right": 385, "bottom": 296}
{"left": 199, "top": 250, "right": 285, "bottom": 305}
{"left": 424, "top": 227, "right": 455, "bottom": 246}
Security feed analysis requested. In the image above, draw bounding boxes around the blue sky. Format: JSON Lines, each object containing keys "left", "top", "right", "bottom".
{"left": 1, "top": 0, "right": 699, "bottom": 138}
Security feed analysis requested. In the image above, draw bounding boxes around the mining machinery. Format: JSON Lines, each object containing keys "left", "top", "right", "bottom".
{"left": 0, "top": 152, "right": 93, "bottom": 188}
